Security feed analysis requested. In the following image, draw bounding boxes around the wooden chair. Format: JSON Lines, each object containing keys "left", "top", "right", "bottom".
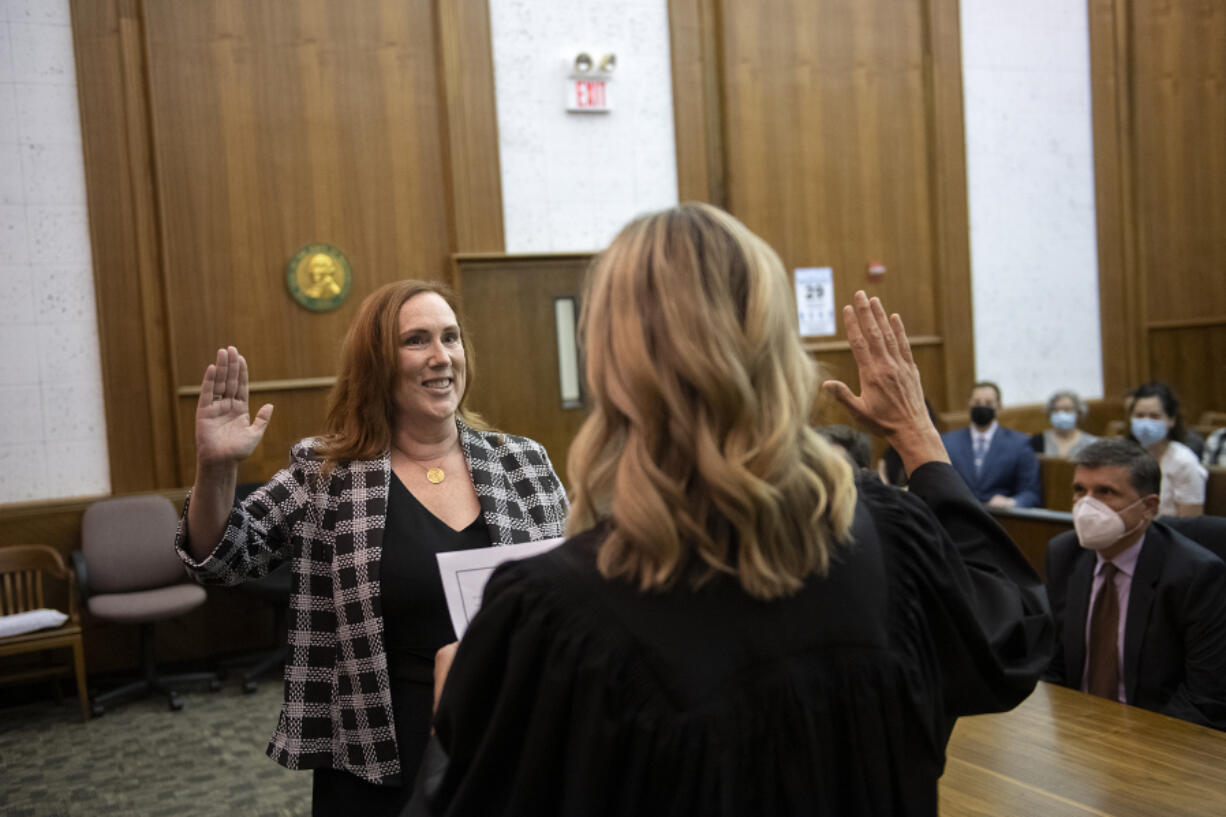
{"left": 1038, "top": 455, "right": 1077, "bottom": 511}
{"left": 1192, "top": 411, "right": 1226, "bottom": 446}
{"left": 1196, "top": 411, "right": 1226, "bottom": 429}
{"left": 0, "top": 544, "right": 89, "bottom": 721}
{"left": 1205, "top": 467, "right": 1226, "bottom": 517}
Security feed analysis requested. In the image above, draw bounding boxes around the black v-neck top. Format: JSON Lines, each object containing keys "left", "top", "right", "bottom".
{"left": 381, "top": 472, "right": 491, "bottom": 681}
{"left": 378, "top": 472, "right": 490, "bottom": 787}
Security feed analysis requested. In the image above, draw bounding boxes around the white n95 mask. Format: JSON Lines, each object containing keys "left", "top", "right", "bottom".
{"left": 1072, "top": 496, "right": 1147, "bottom": 551}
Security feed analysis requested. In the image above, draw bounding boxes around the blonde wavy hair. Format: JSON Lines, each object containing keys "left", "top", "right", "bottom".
{"left": 567, "top": 203, "right": 857, "bottom": 600}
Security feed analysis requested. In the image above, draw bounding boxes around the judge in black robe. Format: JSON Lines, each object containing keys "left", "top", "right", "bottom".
{"left": 413, "top": 205, "right": 1053, "bottom": 817}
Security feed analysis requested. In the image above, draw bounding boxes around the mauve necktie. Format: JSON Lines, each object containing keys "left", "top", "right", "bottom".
{"left": 973, "top": 436, "right": 987, "bottom": 473}
{"left": 1086, "top": 561, "right": 1120, "bottom": 700}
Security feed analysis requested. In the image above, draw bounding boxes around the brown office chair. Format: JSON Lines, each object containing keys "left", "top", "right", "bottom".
{"left": 0, "top": 545, "right": 90, "bottom": 721}
{"left": 76, "top": 495, "right": 220, "bottom": 715}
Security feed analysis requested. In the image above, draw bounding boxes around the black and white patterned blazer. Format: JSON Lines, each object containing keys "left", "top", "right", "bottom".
{"left": 174, "top": 419, "right": 568, "bottom": 785}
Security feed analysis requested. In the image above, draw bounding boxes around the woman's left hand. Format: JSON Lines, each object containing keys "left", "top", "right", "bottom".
{"left": 433, "top": 641, "right": 459, "bottom": 713}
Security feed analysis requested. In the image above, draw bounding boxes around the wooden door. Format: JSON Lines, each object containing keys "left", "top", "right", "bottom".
{"left": 456, "top": 254, "right": 593, "bottom": 488}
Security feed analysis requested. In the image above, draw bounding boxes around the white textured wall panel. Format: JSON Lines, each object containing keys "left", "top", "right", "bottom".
{"left": 0, "top": 0, "right": 108, "bottom": 503}
{"left": 490, "top": 0, "right": 679, "bottom": 252}
{"left": 961, "top": 0, "right": 1103, "bottom": 406}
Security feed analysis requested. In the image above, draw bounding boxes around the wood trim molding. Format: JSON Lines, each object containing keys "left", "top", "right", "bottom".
{"left": 668, "top": 0, "right": 725, "bottom": 205}
{"left": 1146, "top": 316, "right": 1226, "bottom": 332}
{"left": 804, "top": 335, "right": 943, "bottom": 354}
{"left": 71, "top": 0, "right": 179, "bottom": 492}
{"left": 0, "top": 488, "right": 191, "bottom": 558}
{"left": 451, "top": 253, "right": 596, "bottom": 307}
{"left": 923, "top": 0, "right": 975, "bottom": 412}
{"left": 0, "top": 488, "right": 189, "bottom": 524}
{"left": 176, "top": 376, "right": 338, "bottom": 398}
{"left": 1089, "top": 0, "right": 1141, "bottom": 399}
{"left": 435, "top": 0, "right": 505, "bottom": 255}
{"left": 452, "top": 252, "right": 596, "bottom": 265}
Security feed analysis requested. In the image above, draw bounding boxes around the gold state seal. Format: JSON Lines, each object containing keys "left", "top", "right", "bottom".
{"left": 287, "top": 244, "right": 352, "bottom": 312}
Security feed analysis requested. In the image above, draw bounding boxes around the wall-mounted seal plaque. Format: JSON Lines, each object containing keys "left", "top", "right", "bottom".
{"left": 286, "top": 244, "right": 352, "bottom": 312}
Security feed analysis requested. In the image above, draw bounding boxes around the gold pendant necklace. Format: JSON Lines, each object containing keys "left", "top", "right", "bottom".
{"left": 395, "top": 441, "right": 452, "bottom": 485}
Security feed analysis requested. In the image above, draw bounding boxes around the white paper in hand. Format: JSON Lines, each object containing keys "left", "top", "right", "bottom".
{"left": 437, "top": 537, "right": 565, "bottom": 638}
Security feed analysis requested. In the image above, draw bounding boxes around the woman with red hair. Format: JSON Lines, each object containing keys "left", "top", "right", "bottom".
{"left": 177, "top": 280, "right": 568, "bottom": 816}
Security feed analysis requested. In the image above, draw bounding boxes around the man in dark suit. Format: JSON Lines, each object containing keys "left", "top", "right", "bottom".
{"left": 941, "top": 381, "right": 1040, "bottom": 507}
{"left": 1044, "top": 439, "right": 1226, "bottom": 730}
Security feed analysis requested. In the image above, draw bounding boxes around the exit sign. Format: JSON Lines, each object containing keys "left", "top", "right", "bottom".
{"left": 566, "top": 79, "right": 611, "bottom": 112}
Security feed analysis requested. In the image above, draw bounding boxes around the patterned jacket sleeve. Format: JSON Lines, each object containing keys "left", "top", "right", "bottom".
{"left": 174, "top": 439, "right": 321, "bottom": 586}
{"left": 534, "top": 438, "right": 570, "bottom": 522}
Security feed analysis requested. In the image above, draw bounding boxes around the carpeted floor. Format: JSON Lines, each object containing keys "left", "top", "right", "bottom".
{"left": 0, "top": 680, "right": 311, "bottom": 816}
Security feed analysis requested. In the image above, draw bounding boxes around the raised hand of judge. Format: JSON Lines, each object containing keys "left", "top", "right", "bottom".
{"left": 822, "top": 291, "right": 948, "bottom": 475}
{"left": 187, "top": 346, "right": 273, "bottom": 559}
{"left": 196, "top": 346, "right": 274, "bottom": 466}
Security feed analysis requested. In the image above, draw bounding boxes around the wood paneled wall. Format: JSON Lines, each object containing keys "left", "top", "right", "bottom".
{"left": 668, "top": 0, "right": 974, "bottom": 414}
{"left": 71, "top": 0, "right": 504, "bottom": 491}
{"left": 68, "top": 0, "right": 1226, "bottom": 496}
{"left": 1091, "top": 0, "right": 1226, "bottom": 419}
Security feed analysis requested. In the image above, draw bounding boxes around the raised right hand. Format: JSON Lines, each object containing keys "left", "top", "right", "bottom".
{"left": 196, "top": 346, "right": 274, "bottom": 468}
{"left": 821, "top": 291, "right": 948, "bottom": 473}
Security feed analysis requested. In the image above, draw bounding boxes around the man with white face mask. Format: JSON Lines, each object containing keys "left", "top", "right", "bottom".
{"left": 1043, "top": 439, "right": 1226, "bottom": 730}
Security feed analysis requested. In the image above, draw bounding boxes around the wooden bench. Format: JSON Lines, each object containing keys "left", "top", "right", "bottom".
{"left": 939, "top": 398, "right": 1124, "bottom": 439}
{"left": 1208, "top": 466, "right": 1226, "bottom": 516}
{"left": 1040, "top": 458, "right": 1226, "bottom": 515}
{"left": 1038, "top": 455, "right": 1077, "bottom": 511}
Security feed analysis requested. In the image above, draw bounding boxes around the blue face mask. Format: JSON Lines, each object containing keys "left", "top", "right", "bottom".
{"left": 1050, "top": 410, "right": 1077, "bottom": 431}
{"left": 1131, "top": 417, "right": 1169, "bottom": 448}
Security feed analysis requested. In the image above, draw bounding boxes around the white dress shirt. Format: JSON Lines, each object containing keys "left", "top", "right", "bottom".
{"left": 970, "top": 420, "right": 998, "bottom": 472}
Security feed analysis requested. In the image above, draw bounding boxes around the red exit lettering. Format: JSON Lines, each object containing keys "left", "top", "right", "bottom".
{"left": 575, "top": 80, "right": 606, "bottom": 108}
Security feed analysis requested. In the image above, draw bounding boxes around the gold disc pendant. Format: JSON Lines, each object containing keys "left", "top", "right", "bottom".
{"left": 426, "top": 467, "right": 446, "bottom": 485}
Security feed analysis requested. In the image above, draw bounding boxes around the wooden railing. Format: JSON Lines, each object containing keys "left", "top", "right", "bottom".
{"left": 1039, "top": 457, "right": 1226, "bottom": 515}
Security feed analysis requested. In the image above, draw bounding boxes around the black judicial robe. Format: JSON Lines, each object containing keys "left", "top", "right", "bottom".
{"left": 418, "top": 462, "right": 1053, "bottom": 816}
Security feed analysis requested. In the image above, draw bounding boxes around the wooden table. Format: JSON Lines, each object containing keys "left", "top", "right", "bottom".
{"left": 940, "top": 682, "right": 1226, "bottom": 816}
